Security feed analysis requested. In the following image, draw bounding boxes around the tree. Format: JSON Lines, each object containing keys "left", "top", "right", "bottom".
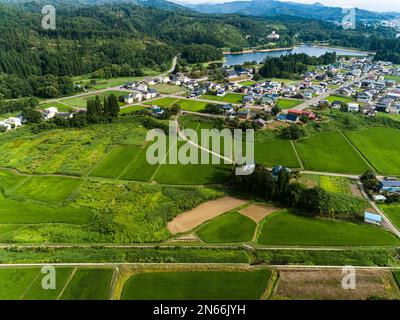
{"left": 280, "top": 125, "right": 305, "bottom": 140}
{"left": 22, "top": 108, "right": 42, "bottom": 123}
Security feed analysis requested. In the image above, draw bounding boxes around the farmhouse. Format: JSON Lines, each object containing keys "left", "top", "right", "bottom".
{"left": 357, "top": 91, "right": 373, "bottom": 103}
{"left": 236, "top": 108, "right": 250, "bottom": 119}
{"left": 267, "top": 31, "right": 280, "bottom": 41}
{"left": 42, "top": 107, "right": 58, "bottom": 119}
{"left": 124, "top": 94, "right": 134, "bottom": 104}
{"left": 288, "top": 109, "right": 316, "bottom": 120}
{"left": 220, "top": 104, "right": 234, "bottom": 114}
{"left": 0, "top": 120, "right": 11, "bottom": 131}
{"left": 331, "top": 100, "right": 343, "bottom": 109}
{"left": 253, "top": 118, "right": 266, "bottom": 128}
{"left": 4, "top": 117, "right": 22, "bottom": 128}
{"left": 348, "top": 103, "right": 360, "bottom": 112}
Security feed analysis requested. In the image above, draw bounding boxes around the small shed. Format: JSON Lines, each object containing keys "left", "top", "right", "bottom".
{"left": 364, "top": 212, "right": 382, "bottom": 225}
{"left": 372, "top": 195, "right": 387, "bottom": 202}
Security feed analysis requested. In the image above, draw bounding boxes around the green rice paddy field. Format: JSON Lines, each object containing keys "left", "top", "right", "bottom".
{"left": 275, "top": 98, "right": 304, "bottom": 109}
{"left": 121, "top": 270, "right": 270, "bottom": 300}
{"left": 196, "top": 211, "right": 256, "bottom": 243}
{"left": 200, "top": 93, "right": 245, "bottom": 104}
{"left": 146, "top": 97, "right": 208, "bottom": 112}
{"left": 257, "top": 210, "right": 400, "bottom": 246}
{"left": 380, "top": 205, "right": 400, "bottom": 230}
{"left": 345, "top": 127, "right": 400, "bottom": 175}
{"left": 0, "top": 267, "right": 113, "bottom": 300}
{"left": 295, "top": 131, "right": 370, "bottom": 173}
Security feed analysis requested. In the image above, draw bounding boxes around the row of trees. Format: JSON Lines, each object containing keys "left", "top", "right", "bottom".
{"left": 87, "top": 95, "right": 120, "bottom": 124}
{"left": 231, "top": 164, "right": 365, "bottom": 221}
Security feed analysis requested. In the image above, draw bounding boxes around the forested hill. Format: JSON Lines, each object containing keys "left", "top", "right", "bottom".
{"left": 187, "top": 0, "right": 399, "bottom": 21}
{"left": 0, "top": 2, "right": 286, "bottom": 99}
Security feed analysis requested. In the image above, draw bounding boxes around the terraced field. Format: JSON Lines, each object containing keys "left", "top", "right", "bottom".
{"left": 0, "top": 267, "right": 113, "bottom": 300}
{"left": 121, "top": 270, "right": 270, "bottom": 300}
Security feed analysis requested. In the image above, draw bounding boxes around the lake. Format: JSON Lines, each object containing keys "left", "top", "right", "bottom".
{"left": 223, "top": 45, "right": 370, "bottom": 66}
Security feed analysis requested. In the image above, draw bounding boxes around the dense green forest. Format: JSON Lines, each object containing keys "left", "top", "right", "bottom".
{"left": 259, "top": 52, "right": 337, "bottom": 78}
{"left": 0, "top": 1, "right": 399, "bottom": 102}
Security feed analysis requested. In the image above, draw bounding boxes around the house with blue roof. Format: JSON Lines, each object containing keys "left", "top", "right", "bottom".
{"left": 379, "top": 180, "right": 400, "bottom": 193}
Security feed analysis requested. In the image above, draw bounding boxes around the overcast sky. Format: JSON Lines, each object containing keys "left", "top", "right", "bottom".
{"left": 174, "top": 0, "right": 400, "bottom": 12}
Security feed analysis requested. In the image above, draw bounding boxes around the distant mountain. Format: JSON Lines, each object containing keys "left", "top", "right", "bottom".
{"left": 0, "top": 0, "right": 185, "bottom": 11}
{"left": 185, "top": 0, "right": 399, "bottom": 21}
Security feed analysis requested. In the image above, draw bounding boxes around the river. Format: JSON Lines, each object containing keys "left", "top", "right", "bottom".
{"left": 223, "top": 45, "right": 370, "bottom": 66}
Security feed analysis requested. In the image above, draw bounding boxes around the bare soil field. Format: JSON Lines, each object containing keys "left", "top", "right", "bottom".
{"left": 167, "top": 196, "right": 247, "bottom": 234}
{"left": 272, "top": 268, "right": 400, "bottom": 300}
{"left": 350, "top": 181, "right": 363, "bottom": 198}
{"left": 240, "top": 204, "right": 280, "bottom": 223}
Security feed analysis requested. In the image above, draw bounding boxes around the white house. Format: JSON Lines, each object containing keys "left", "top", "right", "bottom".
{"left": 267, "top": 31, "right": 280, "bottom": 41}
{"left": 43, "top": 107, "right": 58, "bottom": 120}
{"left": 124, "top": 94, "right": 134, "bottom": 104}
{"left": 137, "top": 83, "right": 148, "bottom": 92}
{"left": 348, "top": 103, "right": 360, "bottom": 112}
{"left": 4, "top": 117, "right": 22, "bottom": 128}
{"left": 0, "top": 120, "right": 11, "bottom": 131}
{"left": 357, "top": 91, "right": 373, "bottom": 103}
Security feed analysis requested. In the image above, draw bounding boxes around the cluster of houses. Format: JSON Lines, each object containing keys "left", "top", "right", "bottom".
{"left": 122, "top": 82, "right": 158, "bottom": 103}
{"left": 0, "top": 107, "right": 74, "bottom": 132}
{"left": 0, "top": 116, "right": 22, "bottom": 131}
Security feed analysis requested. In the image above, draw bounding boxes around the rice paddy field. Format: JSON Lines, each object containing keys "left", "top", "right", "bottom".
{"left": 200, "top": 93, "right": 245, "bottom": 104}
{"left": 275, "top": 98, "right": 304, "bottom": 109}
{"left": 326, "top": 95, "right": 355, "bottom": 104}
{"left": 295, "top": 131, "right": 370, "bottom": 173}
{"left": 119, "top": 105, "right": 147, "bottom": 114}
{"left": 13, "top": 176, "right": 82, "bottom": 203}
{"left": 257, "top": 210, "right": 400, "bottom": 246}
{"left": 254, "top": 139, "right": 301, "bottom": 168}
{"left": 89, "top": 145, "right": 143, "bottom": 178}
{"left": 0, "top": 267, "right": 113, "bottom": 300}
{"left": 121, "top": 270, "right": 270, "bottom": 300}
{"left": 145, "top": 97, "right": 208, "bottom": 112}
{"left": 379, "top": 205, "right": 400, "bottom": 230}
{"left": 196, "top": 211, "right": 257, "bottom": 243}
{"left": 345, "top": 127, "right": 400, "bottom": 175}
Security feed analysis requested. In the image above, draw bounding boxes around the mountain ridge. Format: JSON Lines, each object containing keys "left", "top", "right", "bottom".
{"left": 182, "top": 0, "right": 399, "bottom": 21}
